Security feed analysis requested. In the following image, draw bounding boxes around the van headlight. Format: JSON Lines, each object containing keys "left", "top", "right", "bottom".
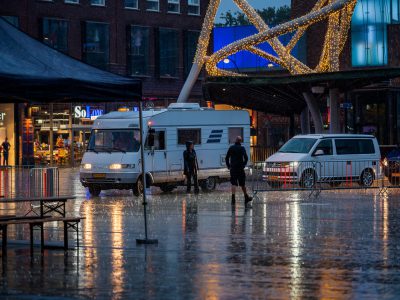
{"left": 383, "top": 158, "right": 388, "bottom": 167}
{"left": 109, "top": 164, "right": 134, "bottom": 170}
{"left": 290, "top": 162, "right": 299, "bottom": 168}
{"left": 81, "top": 163, "right": 92, "bottom": 170}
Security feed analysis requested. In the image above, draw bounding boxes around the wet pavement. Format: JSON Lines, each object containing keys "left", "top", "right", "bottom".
{"left": 1, "top": 168, "right": 400, "bottom": 299}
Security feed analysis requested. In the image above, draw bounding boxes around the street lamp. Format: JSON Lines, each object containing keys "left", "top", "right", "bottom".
{"left": 223, "top": 58, "right": 240, "bottom": 73}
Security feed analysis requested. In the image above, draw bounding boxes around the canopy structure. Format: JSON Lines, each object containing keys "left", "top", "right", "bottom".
{"left": 0, "top": 17, "right": 141, "bottom": 103}
{"left": 203, "top": 68, "right": 400, "bottom": 115}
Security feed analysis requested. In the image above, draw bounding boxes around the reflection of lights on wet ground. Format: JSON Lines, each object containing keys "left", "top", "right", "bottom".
{"left": 111, "top": 201, "right": 124, "bottom": 298}
{"left": 289, "top": 201, "right": 302, "bottom": 299}
{"left": 83, "top": 201, "right": 97, "bottom": 290}
{"left": 382, "top": 194, "right": 389, "bottom": 264}
{"left": 262, "top": 203, "right": 267, "bottom": 235}
{"left": 182, "top": 198, "right": 186, "bottom": 235}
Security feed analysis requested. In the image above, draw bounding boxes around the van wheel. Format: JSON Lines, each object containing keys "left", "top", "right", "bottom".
{"left": 133, "top": 177, "right": 144, "bottom": 197}
{"left": 88, "top": 186, "right": 101, "bottom": 197}
{"left": 160, "top": 184, "right": 175, "bottom": 193}
{"left": 360, "top": 169, "right": 374, "bottom": 187}
{"left": 200, "top": 177, "right": 217, "bottom": 192}
{"left": 300, "top": 170, "right": 316, "bottom": 188}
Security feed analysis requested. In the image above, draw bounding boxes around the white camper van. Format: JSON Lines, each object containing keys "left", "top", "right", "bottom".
{"left": 80, "top": 103, "right": 250, "bottom": 196}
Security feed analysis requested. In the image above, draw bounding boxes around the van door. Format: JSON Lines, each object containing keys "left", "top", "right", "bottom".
{"left": 311, "top": 139, "right": 334, "bottom": 182}
{"left": 146, "top": 129, "right": 167, "bottom": 183}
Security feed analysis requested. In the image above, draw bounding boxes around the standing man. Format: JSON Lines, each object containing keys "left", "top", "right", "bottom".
{"left": 226, "top": 136, "right": 252, "bottom": 206}
{"left": 183, "top": 141, "right": 200, "bottom": 194}
{"left": 2, "top": 137, "right": 10, "bottom": 166}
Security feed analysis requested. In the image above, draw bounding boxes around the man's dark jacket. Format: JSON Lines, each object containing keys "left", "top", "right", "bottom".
{"left": 226, "top": 142, "right": 248, "bottom": 171}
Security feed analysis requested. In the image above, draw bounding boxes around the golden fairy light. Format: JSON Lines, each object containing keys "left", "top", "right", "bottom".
{"left": 193, "top": 0, "right": 357, "bottom": 77}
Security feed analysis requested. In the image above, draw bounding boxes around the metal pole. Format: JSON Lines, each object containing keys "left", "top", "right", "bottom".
{"left": 136, "top": 101, "right": 158, "bottom": 245}
{"left": 49, "top": 103, "right": 54, "bottom": 166}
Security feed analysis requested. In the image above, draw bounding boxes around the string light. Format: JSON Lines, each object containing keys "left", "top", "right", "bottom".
{"left": 191, "top": 0, "right": 357, "bottom": 77}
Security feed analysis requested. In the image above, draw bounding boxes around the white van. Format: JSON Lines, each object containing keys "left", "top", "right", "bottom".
{"left": 263, "top": 134, "right": 382, "bottom": 188}
{"left": 80, "top": 103, "right": 250, "bottom": 196}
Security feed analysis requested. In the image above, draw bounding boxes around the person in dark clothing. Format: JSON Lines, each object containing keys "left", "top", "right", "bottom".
{"left": 226, "top": 136, "right": 252, "bottom": 205}
{"left": 183, "top": 141, "right": 200, "bottom": 194}
{"left": 2, "top": 138, "right": 10, "bottom": 166}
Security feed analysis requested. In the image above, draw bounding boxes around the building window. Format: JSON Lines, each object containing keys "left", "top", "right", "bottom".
{"left": 83, "top": 22, "right": 109, "bottom": 70}
{"left": 178, "top": 129, "right": 201, "bottom": 145}
{"left": 65, "top": 0, "right": 79, "bottom": 4}
{"left": 146, "top": 0, "right": 159, "bottom": 11}
{"left": 91, "top": 0, "right": 105, "bottom": 6}
{"left": 168, "top": 0, "right": 180, "bottom": 13}
{"left": 42, "top": 18, "right": 68, "bottom": 53}
{"left": 129, "top": 26, "right": 150, "bottom": 76}
{"left": 159, "top": 28, "right": 179, "bottom": 77}
{"left": 188, "top": 0, "right": 200, "bottom": 15}
{"left": 2, "top": 16, "right": 19, "bottom": 27}
{"left": 184, "top": 30, "right": 199, "bottom": 76}
{"left": 125, "top": 0, "right": 138, "bottom": 9}
{"left": 351, "top": 0, "right": 391, "bottom": 66}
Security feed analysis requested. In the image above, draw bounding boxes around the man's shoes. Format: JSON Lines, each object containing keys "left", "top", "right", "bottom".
{"left": 244, "top": 194, "right": 253, "bottom": 205}
{"left": 231, "top": 194, "right": 236, "bottom": 205}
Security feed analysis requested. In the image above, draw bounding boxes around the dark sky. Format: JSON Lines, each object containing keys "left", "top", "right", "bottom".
{"left": 217, "top": 0, "right": 291, "bottom": 19}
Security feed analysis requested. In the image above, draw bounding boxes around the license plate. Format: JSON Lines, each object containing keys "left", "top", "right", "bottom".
{"left": 93, "top": 173, "right": 106, "bottom": 179}
{"left": 392, "top": 172, "right": 400, "bottom": 177}
{"left": 269, "top": 176, "right": 279, "bottom": 181}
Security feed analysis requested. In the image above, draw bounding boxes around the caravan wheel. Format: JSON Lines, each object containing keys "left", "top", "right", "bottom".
{"left": 133, "top": 178, "right": 144, "bottom": 197}
{"left": 88, "top": 186, "right": 101, "bottom": 197}
{"left": 200, "top": 177, "right": 217, "bottom": 192}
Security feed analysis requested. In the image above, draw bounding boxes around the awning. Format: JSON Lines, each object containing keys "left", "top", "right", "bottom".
{"left": 0, "top": 17, "right": 141, "bottom": 102}
{"left": 203, "top": 68, "right": 400, "bottom": 114}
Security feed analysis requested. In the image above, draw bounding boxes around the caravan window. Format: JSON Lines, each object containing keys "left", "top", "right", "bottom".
{"left": 178, "top": 129, "right": 201, "bottom": 145}
{"left": 228, "top": 127, "right": 243, "bottom": 144}
{"left": 145, "top": 130, "right": 165, "bottom": 150}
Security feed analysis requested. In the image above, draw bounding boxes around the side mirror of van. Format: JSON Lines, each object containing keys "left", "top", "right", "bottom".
{"left": 313, "top": 149, "right": 324, "bottom": 156}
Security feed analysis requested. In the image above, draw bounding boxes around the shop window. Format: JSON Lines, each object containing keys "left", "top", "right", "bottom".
{"left": 125, "top": 0, "right": 138, "bottom": 9}
{"left": 91, "top": 0, "right": 105, "bottom": 6}
{"left": 129, "top": 26, "right": 150, "bottom": 76}
{"left": 188, "top": 0, "right": 200, "bottom": 15}
{"left": 83, "top": 22, "right": 109, "bottom": 70}
{"left": 42, "top": 18, "right": 68, "bottom": 53}
{"left": 2, "top": 16, "right": 19, "bottom": 27}
{"left": 147, "top": 0, "right": 159, "bottom": 11}
{"left": 184, "top": 30, "right": 200, "bottom": 76}
{"left": 178, "top": 129, "right": 201, "bottom": 145}
{"left": 168, "top": 0, "right": 180, "bottom": 13}
{"left": 159, "top": 28, "right": 179, "bottom": 77}
{"left": 228, "top": 127, "right": 243, "bottom": 144}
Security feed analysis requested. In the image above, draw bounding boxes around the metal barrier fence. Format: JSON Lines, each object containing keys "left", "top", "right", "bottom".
{"left": 250, "top": 160, "right": 387, "bottom": 197}
{"left": 0, "top": 166, "right": 59, "bottom": 198}
{"left": 250, "top": 146, "right": 278, "bottom": 163}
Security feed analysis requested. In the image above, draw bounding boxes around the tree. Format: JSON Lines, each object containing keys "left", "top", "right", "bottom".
{"left": 215, "top": 5, "right": 291, "bottom": 27}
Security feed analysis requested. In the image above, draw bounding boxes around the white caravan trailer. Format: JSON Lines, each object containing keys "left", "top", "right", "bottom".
{"left": 80, "top": 103, "right": 250, "bottom": 196}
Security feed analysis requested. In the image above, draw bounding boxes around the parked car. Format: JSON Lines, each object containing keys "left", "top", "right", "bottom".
{"left": 382, "top": 146, "right": 400, "bottom": 185}
{"left": 263, "top": 134, "right": 382, "bottom": 188}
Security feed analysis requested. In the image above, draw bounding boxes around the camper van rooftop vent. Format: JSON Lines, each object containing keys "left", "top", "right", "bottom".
{"left": 168, "top": 103, "right": 201, "bottom": 110}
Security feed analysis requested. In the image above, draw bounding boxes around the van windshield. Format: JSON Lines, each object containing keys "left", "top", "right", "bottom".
{"left": 278, "top": 138, "right": 317, "bottom": 154}
{"left": 87, "top": 129, "right": 140, "bottom": 153}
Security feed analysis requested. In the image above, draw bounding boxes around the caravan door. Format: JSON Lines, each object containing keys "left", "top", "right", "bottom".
{"left": 146, "top": 129, "right": 168, "bottom": 183}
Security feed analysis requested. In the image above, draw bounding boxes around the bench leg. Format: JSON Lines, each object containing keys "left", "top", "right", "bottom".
{"left": 76, "top": 222, "right": 79, "bottom": 249}
{"left": 40, "top": 224, "right": 44, "bottom": 254}
{"left": 2, "top": 225, "right": 7, "bottom": 258}
{"left": 63, "top": 221, "right": 68, "bottom": 251}
{"left": 30, "top": 224, "right": 34, "bottom": 255}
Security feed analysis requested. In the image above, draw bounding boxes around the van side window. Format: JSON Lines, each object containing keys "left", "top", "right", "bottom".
{"left": 178, "top": 129, "right": 201, "bottom": 145}
{"left": 145, "top": 130, "right": 165, "bottom": 150}
{"left": 228, "top": 127, "right": 243, "bottom": 144}
{"left": 314, "top": 139, "right": 333, "bottom": 155}
{"left": 335, "top": 139, "right": 375, "bottom": 155}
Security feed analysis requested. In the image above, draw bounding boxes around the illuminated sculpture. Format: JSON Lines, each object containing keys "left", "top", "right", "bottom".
{"left": 177, "top": 0, "right": 357, "bottom": 103}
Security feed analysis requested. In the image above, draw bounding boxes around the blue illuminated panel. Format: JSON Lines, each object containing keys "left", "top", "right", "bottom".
{"left": 351, "top": 0, "right": 394, "bottom": 67}
{"left": 213, "top": 25, "right": 305, "bottom": 71}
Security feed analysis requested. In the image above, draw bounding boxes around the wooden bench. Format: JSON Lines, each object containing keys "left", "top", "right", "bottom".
{"left": 0, "top": 216, "right": 85, "bottom": 257}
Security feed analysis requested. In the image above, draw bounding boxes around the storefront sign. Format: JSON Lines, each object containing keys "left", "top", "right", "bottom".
{"left": 0, "top": 112, "right": 6, "bottom": 121}
{"left": 74, "top": 106, "right": 104, "bottom": 120}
